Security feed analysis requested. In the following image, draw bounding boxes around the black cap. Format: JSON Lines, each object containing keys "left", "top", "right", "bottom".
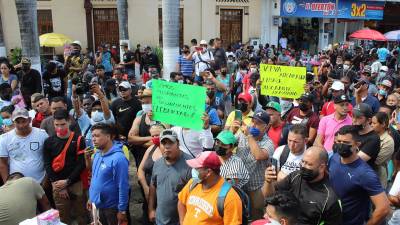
{"left": 299, "top": 93, "right": 314, "bottom": 103}
{"left": 353, "top": 103, "right": 373, "bottom": 118}
{"left": 250, "top": 109, "right": 270, "bottom": 124}
{"left": 333, "top": 94, "right": 349, "bottom": 104}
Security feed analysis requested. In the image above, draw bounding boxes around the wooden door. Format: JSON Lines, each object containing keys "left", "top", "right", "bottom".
{"left": 93, "top": 8, "right": 119, "bottom": 49}
{"left": 220, "top": 9, "right": 243, "bottom": 48}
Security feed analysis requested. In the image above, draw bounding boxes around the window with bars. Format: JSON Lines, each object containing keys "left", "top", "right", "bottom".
{"left": 158, "top": 8, "right": 184, "bottom": 47}
{"left": 37, "top": 9, "right": 54, "bottom": 55}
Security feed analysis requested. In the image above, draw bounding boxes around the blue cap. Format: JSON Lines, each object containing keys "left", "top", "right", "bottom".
{"left": 250, "top": 109, "right": 270, "bottom": 124}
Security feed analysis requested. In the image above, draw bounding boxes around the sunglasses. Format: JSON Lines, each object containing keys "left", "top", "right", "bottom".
{"left": 119, "top": 87, "right": 129, "bottom": 92}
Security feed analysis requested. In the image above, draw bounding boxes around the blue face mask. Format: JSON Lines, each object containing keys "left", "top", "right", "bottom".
{"left": 91, "top": 111, "right": 105, "bottom": 125}
{"left": 2, "top": 118, "right": 12, "bottom": 126}
{"left": 249, "top": 126, "right": 261, "bottom": 137}
{"left": 379, "top": 89, "right": 388, "bottom": 97}
{"left": 191, "top": 168, "right": 202, "bottom": 183}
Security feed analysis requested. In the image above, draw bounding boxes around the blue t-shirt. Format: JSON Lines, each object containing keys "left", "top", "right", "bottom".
{"left": 377, "top": 47, "right": 389, "bottom": 63}
{"left": 206, "top": 105, "right": 222, "bottom": 126}
{"left": 351, "top": 94, "right": 380, "bottom": 114}
{"left": 329, "top": 154, "right": 384, "bottom": 225}
{"left": 177, "top": 55, "right": 194, "bottom": 77}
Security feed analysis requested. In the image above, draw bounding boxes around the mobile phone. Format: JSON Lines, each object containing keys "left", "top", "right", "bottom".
{"left": 195, "top": 47, "right": 203, "bottom": 52}
{"left": 234, "top": 110, "right": 242, "bottom": 121}
{"left": 270, "top": 158, "right": 279, "bottom": 174}
{"left": 354, "top": 80, "right": 365, "bottom": 89}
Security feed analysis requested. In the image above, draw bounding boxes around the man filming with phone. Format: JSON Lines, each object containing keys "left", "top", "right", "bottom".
{"left": 351, "top": 77, "right": 380, "bottom": 114}
{"left": 185, "top": 40, "right": 214, "bottom": 82}
{"left": 263, "top": 146, "right": 343, "bottom": 225}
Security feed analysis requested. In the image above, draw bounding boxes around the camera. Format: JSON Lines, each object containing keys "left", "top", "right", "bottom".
{"left": 71, "top": 71, "right": 94, "bottom": 95}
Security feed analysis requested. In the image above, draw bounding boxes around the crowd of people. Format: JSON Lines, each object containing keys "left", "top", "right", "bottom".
{"left": 0, "top": 37, "right": 400, "bottom": 225}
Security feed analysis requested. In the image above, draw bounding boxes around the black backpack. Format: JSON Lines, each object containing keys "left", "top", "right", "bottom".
{"left": 189, "top": 180, "right": 251, "bottom": 224}
{"left": 279, "top": 145, "right": 291, "bottom": 169}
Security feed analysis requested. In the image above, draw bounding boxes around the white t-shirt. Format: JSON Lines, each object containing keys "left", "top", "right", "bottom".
{"left": 171, "top": 126, "right": 214, "bottom": 158}
{"left": 390, "top": 172, "right": 400, "bottom": 196}
{"left": 0, "top": 128, "right": 48, "bottom": 183}
{"left": 273, "top": 145, "right": 305, "bottom": 176}
{"left": 193, "top": 51, "right": 214, "bottom": 76}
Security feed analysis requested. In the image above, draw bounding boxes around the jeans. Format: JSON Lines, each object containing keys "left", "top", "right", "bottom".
{"left": 99, "top": 208, "right": 118, "bottom": 225}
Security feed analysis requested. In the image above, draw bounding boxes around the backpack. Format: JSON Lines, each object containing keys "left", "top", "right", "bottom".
{"left": 189, "top": 180, "right": 251, "bottom": 225}
{"left": 195, "top": 51, "right": 212, "bottom": 71}
{"left": 279, "top": 145, "right": 291, "bottom": 169}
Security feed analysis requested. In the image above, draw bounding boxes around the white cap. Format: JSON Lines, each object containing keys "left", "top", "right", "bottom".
{"left": 200, "top": 40, "right": 207, "bottom": 45}
{"left": 119, "top": 81, "right": 131, "bottom": 89}
{"left": 380, "top": 66, "right": 388, "bottom": 72}
{"left": 381, "top": 79, "right": 392, "bottom": 88}
{"left": 330, "top": 81, "right": 345, "bottom": 91}
{"left": 72, "top": 40, "right": 82, "bottom": 46}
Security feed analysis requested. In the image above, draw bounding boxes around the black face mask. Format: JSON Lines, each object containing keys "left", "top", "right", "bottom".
{"left": 0, "top": 93, "right": 11, "bottom": 101}
{"left": 334, "top": 143, "right": 353, "bottom": 158}
{"left": 299, "top": 103, "right": 309, "bottom": 112}
{"left": 22, "top": 65, "right": 30, "bottom": 72}
{"left": 221, "top": 71, "right": 227, "bottom": 76}
{"left": 237, "top": 102, "right": 248, "bottom": 113}
{"left": 215, "top": 145, "right": 229, "bottom": 156}
{"left": 300, "top": 167, "right": 319, "bottom": 182}
{"left": 206, "top": 90, "right": 215, "bottom": 99}
{"left": 353, "top": 124, "right": 363, "bottom": 132}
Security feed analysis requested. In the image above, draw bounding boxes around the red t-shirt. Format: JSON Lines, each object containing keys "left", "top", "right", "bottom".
{"left": 242, "top": 72, "right": 251, "bottom": 93}
{"left": 268, "top": 122, "right": 285, "bottom": 149}
{"left": 286, "top": 108, "right": 320, "bottom": 132}
{"left": 32, "top": 112, "right": 46, "bottom": 128}
{"left": 320, "top": 101, "right": 353, "bottom": 117}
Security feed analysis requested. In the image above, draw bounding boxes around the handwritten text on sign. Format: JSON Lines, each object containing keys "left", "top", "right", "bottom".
{"left": 152, "top": 79, "right": 206, "bottom": 130}
{"left": 260, "top": 64, "right": 306, "bottom": 99}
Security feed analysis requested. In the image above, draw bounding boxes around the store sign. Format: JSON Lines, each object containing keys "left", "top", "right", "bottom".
{"left": 281, "top": 0, "right": 384, "bottom": 20}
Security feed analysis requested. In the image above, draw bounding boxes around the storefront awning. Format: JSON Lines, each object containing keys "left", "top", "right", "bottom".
{"left": 280, "top": 0, "right": 385, "bottom": 20}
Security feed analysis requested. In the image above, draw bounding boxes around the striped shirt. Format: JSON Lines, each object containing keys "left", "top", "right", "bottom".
{"left": 177, "top": 55, "right": 194, "bottom": 77}
{"left": 236, "top": 132, "right": 274, "bottom": 191}
{"left": 220, "top": 155, "right": 249, "bottom": 189}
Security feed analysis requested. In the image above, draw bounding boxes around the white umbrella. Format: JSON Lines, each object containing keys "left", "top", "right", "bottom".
{"left": 384, "top": 30, "right": 400, "bottom": 41}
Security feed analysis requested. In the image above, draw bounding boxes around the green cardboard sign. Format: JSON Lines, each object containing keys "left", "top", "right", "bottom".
{"left": 152, "top": 79, "right": 206, "bottom": 130}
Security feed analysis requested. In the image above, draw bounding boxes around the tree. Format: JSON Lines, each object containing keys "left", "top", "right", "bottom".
{"left": 117, "top": 0, "right": 129, "bottom": 60}
{"left": 0, "top": 12, "right": 6, "bottom": 57}
{"left": 162, "top": 0, "right": 180, "bottom": 80}
{"left": 15, "top": 0, "right": 41, "bottom": 73}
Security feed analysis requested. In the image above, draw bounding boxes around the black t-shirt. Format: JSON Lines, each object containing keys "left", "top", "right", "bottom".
{"left": 43, "top": 133, "right": 86, "bottom": 184}
{"left": 358, "top": 130, "right": 381, "bottom": 168}
{"left": 275, "top": 171, "right": 343, "bottom": 225}
{"left": 110, "top": 97, "right": 142, "bottom": 137}
{"left": 42, "top": 70, "right": 66, "bottom": 98}
{"left": 123, "top": 51, "right": 135, "bottom": 70}
{"left": 18, "top": 69, "right": 42, "bottom": 95}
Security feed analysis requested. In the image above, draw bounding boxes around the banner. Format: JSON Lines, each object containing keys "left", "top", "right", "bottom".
{"left": 281, "top": 0, "right": 385, "bottom": 20}
{"left": 152, "top": 79, "right": 206, "bottom": 130}
{"left": 260, "top": 64, "right": 306, "bottom": 99}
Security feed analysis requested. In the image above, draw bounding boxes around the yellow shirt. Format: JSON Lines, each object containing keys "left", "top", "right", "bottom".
{"left": 178, "top": 178, "right": 242, "bottom": 225}
{"left": 225, "top": 110, "right": 254, "bottom": 127}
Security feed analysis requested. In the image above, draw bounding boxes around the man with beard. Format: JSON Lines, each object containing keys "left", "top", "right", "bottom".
{"left": 148, "top": 129, "right": 192, "bottom": 225}
{"left": 329, "top": 125, "right": 390, "bottom": 225}
{"left": 18, "top": 57, "right": 42, "bottom": 109}
{"left": 264, "top": 146, "right": 342, "bottom": 225}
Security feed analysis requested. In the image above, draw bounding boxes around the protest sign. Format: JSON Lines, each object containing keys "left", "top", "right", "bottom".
{"left": 260, "top": 64, "right": 306, "bottom": 99}
{"left": 152, "top": 79, "right": 206, "bottom": 130}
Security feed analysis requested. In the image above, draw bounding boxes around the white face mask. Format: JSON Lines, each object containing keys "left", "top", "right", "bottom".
{"left": 177, "top": 80, "right": 184, "bottom": 84}
{"left": 142, "top": 104, "right": 152, "bottom": 113}
{"left": 90, "top": 111, "right": 105, "bottom": 125}
{"left": 267, "top": 218, "right": 282, "bottom": 225}
{"left": 250, "top": 68, "right": 257, "bottom": 73}
{"left": 343, "top": 64, "right": 350, "bottom": 70}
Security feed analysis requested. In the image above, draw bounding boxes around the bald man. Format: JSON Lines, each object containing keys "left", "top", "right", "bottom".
{"left": 263, "top": 147, "right": 343, "bottom": 225}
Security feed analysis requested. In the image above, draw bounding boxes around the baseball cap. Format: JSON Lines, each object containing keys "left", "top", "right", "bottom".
{"left": 118, "top": 81, "right": 131, "bottom": 89}
{"left": 381, "top": 80, "right": 392, "bottom": 88}
{"left": 330, "top": 81, "right": 345, "bottom": 91}
{"left": 71, "top": 40, "right": 82, "bottom": 47}
{"left": 299, "top": 93, "right": 314, "bottom": 103}
{"left": 238, "top": 92, "right": 252, "bottom": 103}
{"left": 186, "top": 151, "right": 221, "bottom": 170}
{"left": 12, "top": 108, "right": 29, "bottom": 121}
{"left": 199, "top": 40, "right": 208, "bottom": 45}
{"left": 265, "top": 101, "right": 282, "bottom": 113}
{"left": 216, "top": 130, "right": 237, "bottom": 145}
{"left": 353, "top": 103, "right": 373, "bottom": 118}
{"left": 250, "top": 109, "right": 270, "bottom": 124}
{"left": 380, "top": 66, "right": 388, "bottom": 72}
{"left": 21, "top": 57, "right": 31, "bottom": 64}
{"left": 362, "top": 65, "right": 371, "bottom": 74}
{"left": 120, "top": 42, "right": 128, "bottom": 47}
{"left": 160, "top": 129, "right": 178, "bottom": 143}
{"left": 333, "top": 94, "right": 349, "bottom": 104}
{"left": 356, "top": 77, "right": 370, "bottom": 85}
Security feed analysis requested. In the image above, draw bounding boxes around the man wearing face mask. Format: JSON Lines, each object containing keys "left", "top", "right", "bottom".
{"left": 264, "top": 146, "right": 342, "bottom": 225}
{"left": 376, "top": 79, "right": 392, "bottom": 105}
{"left": 110, "top": 81, "right": 142, "bottom": 142}
{"left": 178, "top": 151, "right": 243, "bottom": 225}
{"left": 352, "top": 77, "right": 380, "bottom": 114}
{"left": 128, "top": 89, "right": 155, "bottom": 167}
{"left": 204, "top": 77, "right": 226, "bottom": 119}
{"left": 329, "top": 125, "right": 390, "bottom": 225}
{"left": 142, "top": 46, "right": 161, "bottom": 73}
{"left": 72, "top": 83, "right": 115, "bottom": 148}
{"left": 176, "top": 45, "right": 194, "bottom": 83}
{"left": 225, "top": 92, "right": 254, "bottom": 133}
{"left": 352, "top": 103, "right": 381, "bottom": 168}
{"left": 286, "top": 93, "right": 320, "bottom": 146}
{"left": 148, "top": 129, "right": 192, "bottom": 225}
{"left": 186, "top": 40, "right": 215, "bottom": 82}
{"left": 215, "top": 130, "right": 249, "bottom": 188}
{"left": 18, "top": 57, "right": 42, "bottom": 109}
{"left": 236, "top": 109, "right": 274, "bottom": 220}
{"left": 42, "top": 109, "right": 86, "bottom": 225}
{"left": 320, "top": 81, "right": 353, "bottom": 117}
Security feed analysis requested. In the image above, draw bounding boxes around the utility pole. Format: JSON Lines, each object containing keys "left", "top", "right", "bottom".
{"left": 333, "top": 0, "right": 339, "bottom": 44}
